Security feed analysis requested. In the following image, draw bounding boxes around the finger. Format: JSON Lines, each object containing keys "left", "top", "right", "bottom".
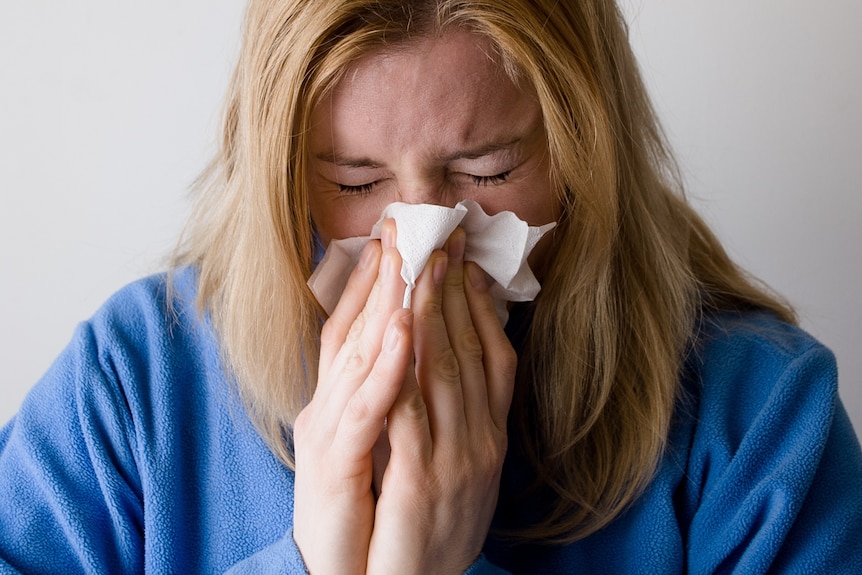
{"left": 379, "top": 217, "right": 396, "bottom": 251}
{"left": 334, "top": 308, "right": 414, "bottom": 458}
{"left": 463, "top": 261, "right": 517, "bottom": 432}
{"left": 318, "top": 240, "right": 381, "bottom": 380}
{"left": 411, "top": 247, "right": 468, "bottom": 437}
{"left": 440, "top": 229, "right": 493, "bottom": 426}
{"left": 320, "top": 245, "right": 405, "bottom": 416}
{"left": 384, "top": 351, "right": 432, "bottom": 467}
{"left": 318, "top": 218, "right": 400, "bottom": 379}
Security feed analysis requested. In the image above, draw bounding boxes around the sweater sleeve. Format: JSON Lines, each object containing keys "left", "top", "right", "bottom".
{"left": 223, "top": 529, "right": 309, "bottom": 574}
{"left": 0, "top": 322, "right": 145, "bottom": 574}
{"left": 222, "top": 538, "right": 511, "bottom": 575}
{"left": 684, "top": 328, "right": 862, "bottom": 574}
{"left": 222, "top": 535, "right": 516, "bottom": 575}
{"left": 0, "top": 278, "right": 314, "bottom": 575}
{"left": 772, "top": 398, "right": 862, "bottom": 572}
{"left": 0, "top": 325, "right": 311, "bottom": 575}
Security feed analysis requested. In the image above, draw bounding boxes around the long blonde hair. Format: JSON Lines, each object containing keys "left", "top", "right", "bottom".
{"left": 174, "top": 0, "right": 794, "bottom": 542}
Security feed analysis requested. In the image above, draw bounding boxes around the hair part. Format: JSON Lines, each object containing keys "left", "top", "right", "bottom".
{"left": 173, "top": 0, "right": 794, "bottom": 543}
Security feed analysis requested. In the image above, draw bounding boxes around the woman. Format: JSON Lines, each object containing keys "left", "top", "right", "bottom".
{"left": 1, "top": 0, "right": 860, "bottom": 573}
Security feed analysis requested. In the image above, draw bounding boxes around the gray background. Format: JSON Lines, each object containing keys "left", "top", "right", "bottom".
{"left": 2, "top": 1, "right": 860, "bottom": 435}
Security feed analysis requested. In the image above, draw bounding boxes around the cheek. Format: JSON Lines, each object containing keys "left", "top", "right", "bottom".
{"left": 309, "top": 198, "right": 385, "bottom": 244}
{"left": 308, "top": 173, "right": 401, "bottom": 242}
{"left": 485, "top": 178, "right": 561, "bottom": 228}
{"left": 508, "top": 176, "right": 562, "bottom": 279}
{"left": 525, "top": 168, "right": 563, "bottom": 225}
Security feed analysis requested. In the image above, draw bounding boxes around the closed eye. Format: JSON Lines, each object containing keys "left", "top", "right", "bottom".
{"left": 471, "top": 171, "right": 511, "bottom": 187}
{"left": 338, "top": 182, "right": 377, "bottom": 196}
{"left": 338, "top": 170, "right": 511, "bottom": 194}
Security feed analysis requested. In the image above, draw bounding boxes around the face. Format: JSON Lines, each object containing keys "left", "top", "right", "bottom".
{"left": 308, "top": 31, "right": 561, "bottom": 270}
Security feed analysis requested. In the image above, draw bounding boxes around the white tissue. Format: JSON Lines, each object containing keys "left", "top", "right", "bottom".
{"left": 308, "top": 199, "right": 555, "bottom": 324}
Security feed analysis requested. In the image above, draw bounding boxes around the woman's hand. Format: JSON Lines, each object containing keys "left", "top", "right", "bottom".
{"left": 366, "top": 228, "right": 518, "bottom": 575}
{"left": 292, "top": 222, "right": 412, "bottom": 575}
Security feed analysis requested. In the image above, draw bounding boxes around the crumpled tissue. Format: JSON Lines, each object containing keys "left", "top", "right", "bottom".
{"left": 307, "top": 199, "right": 555, "bottom": 324}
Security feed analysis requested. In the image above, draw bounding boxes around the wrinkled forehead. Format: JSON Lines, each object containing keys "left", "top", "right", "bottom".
{"left": 310, "top": 31, "right": 538, "bottom": 146}
{"left": 311, "top": 22, "right": 527, "bottom": 105}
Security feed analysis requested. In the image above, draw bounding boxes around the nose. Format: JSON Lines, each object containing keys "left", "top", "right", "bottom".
{"left": 394, "top": 173, "right": 456, "bottom": 207}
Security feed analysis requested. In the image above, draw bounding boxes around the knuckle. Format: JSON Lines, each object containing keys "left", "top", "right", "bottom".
{"left": 455, "top": 326, "right": 483, "bottom": 363}
{"left": 470, "top": 434, "right": 507, "bottom": 477}
{"left": 487, "top": 433, "right": 508, "bottom": 466}
{"left": 444, "top": 268, "right": 465, "bottom": 291}
{"left": 292, "top": 406, "right": 328, "bottom": 457}
{"left": 434, "top": 349, "right": 462, "bottom": 383}
{"left": 416, "top": 298, "right": 443, "bottom": 321}
{"left": 399, "top": 389, "right": 429, "bottom": 424}
{"left": 343, "top": 312, "right": 367, "bottom": 344}
{"left": 497, "top": 345, "right": 518, "bottom": 381}
{"left": 292, "top": 408, "right": 310, "bottom": 439}
{"left": 343, "top": 391, "right": 375, "bottom": 424}
{"left": 319, "top": 320, "right": 338, "bottom": 345}
{"left": 343, "top": 347, "right": 370, "bottom": 374}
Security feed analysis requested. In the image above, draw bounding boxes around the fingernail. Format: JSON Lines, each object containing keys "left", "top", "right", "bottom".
{"left": 382, "top": 219, "right": 396, "bottom": 250}
{"left": 433, "top": 254, "right": 448, "bottom": 286}
{"left": 467, "top": 263, "right": 488, "bottom": 292}
{"left": 447, "top": 228, "right": 465, "bottom": 262}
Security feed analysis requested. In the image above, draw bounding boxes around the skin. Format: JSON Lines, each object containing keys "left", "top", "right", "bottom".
{"left": 294, "top": 31, "right": 562, "bottom": 574}
{"left": 306, "top": 30, "right": 561, "bottom": 269}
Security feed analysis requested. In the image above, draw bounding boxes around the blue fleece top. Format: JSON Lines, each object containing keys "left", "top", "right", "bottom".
{"left": 1, "top": 269, "right": 860, "bottom": 574}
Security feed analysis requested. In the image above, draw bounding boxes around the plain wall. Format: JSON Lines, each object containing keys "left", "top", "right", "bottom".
{"left": 2, "top": 2, "right": 860, "bottom": 435}
{"left": 0, "top": 0, "right": 246, "bottom": 423}
{"left": 620, "top": 0, "right": 862, "bottom": 433}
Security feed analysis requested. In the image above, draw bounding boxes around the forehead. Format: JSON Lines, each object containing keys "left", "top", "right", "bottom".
{"left": 310, "top": 31, "right": 539, "bottom": 155}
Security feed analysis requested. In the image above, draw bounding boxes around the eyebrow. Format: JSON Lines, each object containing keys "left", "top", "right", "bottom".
{"left": 315, "top": 138, "right": 522, "bottom": 167}
{"left": 314, "top": 155, "right": 381, "bottom": 168}
{"left": 438, "top": 138, "right": 522, "bottom": 162}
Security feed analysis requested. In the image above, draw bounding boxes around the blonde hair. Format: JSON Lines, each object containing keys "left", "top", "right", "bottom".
{"left": 174, "top": 0, "right": 794, "bottom": 542}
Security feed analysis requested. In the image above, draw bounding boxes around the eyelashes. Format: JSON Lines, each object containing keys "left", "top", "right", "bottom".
{"left": 337, "top": 182, "right": 376, "bottom": 196}
{"left": 470, "top": 170, "right": 511, "bottom": 187}
{"left": 338, "top": 170, "right": 512, "bottom": 196}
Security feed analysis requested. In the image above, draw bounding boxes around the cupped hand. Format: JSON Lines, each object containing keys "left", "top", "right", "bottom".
{"left": 366, "top": 228, "right": 518, "bottom": 575}
{"left": 292, "top": 221, "right": 413, "bottom": 575}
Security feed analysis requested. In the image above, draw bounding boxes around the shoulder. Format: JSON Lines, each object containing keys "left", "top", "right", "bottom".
{"left": 688, "top": 311, "right": 837, "bottom": 422}
{"left": 12, "top": 266, "right": 228, "bottom": 471}
{"left": 681, "top": 310, "right": 839, "bottom": 486}
{"left": 86, "top": 266, "right": 200, "bottom": 339}
{"left": 26, "top": 267, "right": 220, "bottom": 438}
{"left": 2, "top": 267, "right": 208, "bottom": 487}
{"left": 693, "top": 310, "right": 833, "bottom": 374}
{"left": 77, "top": 265, "right": 218, "bottom": 399}
{"left": 669, "top": 314, "right": 862, "bottom": 572}
{"left": 74, "top": 267, "right": 212, "bottom": 370}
